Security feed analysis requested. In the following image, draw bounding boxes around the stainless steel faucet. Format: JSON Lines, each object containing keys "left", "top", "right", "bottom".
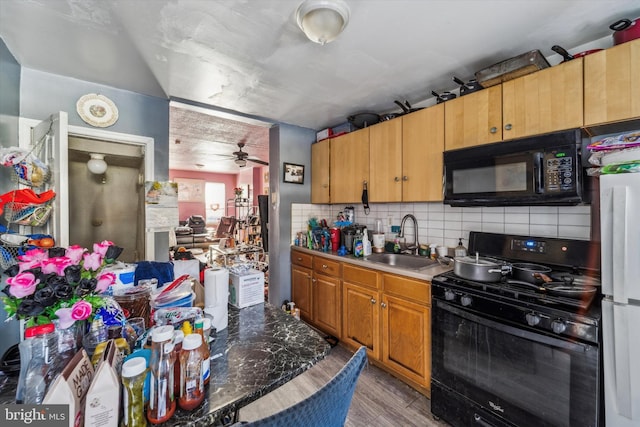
{"left": 399, "top": 214, "right": 419, "bottom": 255}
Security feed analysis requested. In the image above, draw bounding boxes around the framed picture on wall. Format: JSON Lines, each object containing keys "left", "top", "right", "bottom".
{"left": 175, "top": 178, "right": 205, "bottom": 202}
{"left": 283, "top": 162, "right": 304, "bottom": 184}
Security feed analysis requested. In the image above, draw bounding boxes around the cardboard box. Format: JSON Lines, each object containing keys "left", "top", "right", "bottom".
{"left": 316, "top": 128, "right": 332, "bottom": 142}
{"left": 229, "top": 269, "right": 265, "bottom": 308}
{"left": 44, "top": 349, "right": 94, "bottom": 427}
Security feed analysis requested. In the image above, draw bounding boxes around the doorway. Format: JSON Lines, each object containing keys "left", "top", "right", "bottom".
{"left": 68, "top": 136, "right": 145, "bottom": 262}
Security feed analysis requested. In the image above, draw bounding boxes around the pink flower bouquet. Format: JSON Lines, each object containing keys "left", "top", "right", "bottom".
{"left": 2, "top": 240, "right": 124, "bottom": 328}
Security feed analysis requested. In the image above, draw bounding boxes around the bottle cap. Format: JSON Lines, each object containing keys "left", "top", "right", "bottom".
{"left": 173, "top": 330, "right": 184, "bottom": 344}
{"left": 24, "top": 323, "right": 55, "bottom": 338}
{"left": 182, "top": 333, "right": 202, "bottom": 351}
{"left": 152, "top": 325, "right": 175, "bottom": 342}
{"left": 194, "top": 319, "right": 204, "bottom": 329}
{"left": 122, "top": 357, "right": 147, "bottom": 377}
{"left": 202, "top": 318, "right": 211, "bottom": 331}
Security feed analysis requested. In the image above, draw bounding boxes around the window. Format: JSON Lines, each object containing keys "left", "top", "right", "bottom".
{"left": 205, "top": 182, "right": 226, "bottom": 226}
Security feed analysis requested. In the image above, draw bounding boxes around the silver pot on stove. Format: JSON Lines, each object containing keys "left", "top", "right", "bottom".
{"left": 453, "top": 253, "right": 510, "bottom": 282}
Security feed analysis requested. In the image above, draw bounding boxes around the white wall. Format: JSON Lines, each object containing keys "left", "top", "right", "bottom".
{"left": 292, "top": 202, "right": 592, "bottom": 248}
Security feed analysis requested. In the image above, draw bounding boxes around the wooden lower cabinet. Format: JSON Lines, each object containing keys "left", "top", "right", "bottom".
{"left": 291, "top": 250, "right": 342, "bottom": 339}
{"left": 292, "top": 250, "right": 432, "bottom": 396}
{"left": 342, "top": 264, "right": 381, "bottom": 360}
{"left": 313, "top": 269, "right": 341, "bottom": 338}
{"left": 381, "top": 293, "right": 430, "bottom": 395}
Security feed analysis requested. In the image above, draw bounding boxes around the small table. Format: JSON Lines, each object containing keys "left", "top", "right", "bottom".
{"left": 0, "top": 303, "right": 331, "bottom": 426}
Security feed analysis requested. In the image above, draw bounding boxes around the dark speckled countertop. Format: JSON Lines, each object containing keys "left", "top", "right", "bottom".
{"left": 0, "top": 303, "right": 331, "bottom": 426}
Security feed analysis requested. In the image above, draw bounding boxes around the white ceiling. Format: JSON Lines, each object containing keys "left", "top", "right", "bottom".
{"left": 1, "top": 0, "right": 639, "bottom": 173}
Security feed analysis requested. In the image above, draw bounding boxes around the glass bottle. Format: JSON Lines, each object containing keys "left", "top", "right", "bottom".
{"left": 172, "top": 330, "right": 184, "bottom": 398}
{"left": 194, "top": 319, "right": 210, "bottom": 385}
{"left": 121, "top": 357, "right": 148, "bottom": 427}
{"left": 23, "top": 323, "right": 59, "bottom": 404}
{"left": 178, "top": 333, "right": 204, "bottom": 410}
{"left": 147, "top": 325, "right": 176, "bottom": 424}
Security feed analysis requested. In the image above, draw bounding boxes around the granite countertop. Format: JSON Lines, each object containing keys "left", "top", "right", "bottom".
{"left": 0, "top": 303, "right": 331, "bottom": 426}
{"left": 291, "top": 246, "right": 452, "bottom": 281}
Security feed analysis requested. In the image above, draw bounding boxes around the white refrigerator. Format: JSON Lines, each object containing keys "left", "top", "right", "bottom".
{"left": 600, "top": 173, "right": 640, "bottom": 427}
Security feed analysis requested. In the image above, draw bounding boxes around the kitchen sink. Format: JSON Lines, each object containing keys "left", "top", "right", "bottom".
{"left": 364, "top": 253, "right": 438, "bottom": 271}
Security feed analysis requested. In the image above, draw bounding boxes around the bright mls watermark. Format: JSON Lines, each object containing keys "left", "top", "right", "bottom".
{"left": 2, "top": 405, "right": 68, "bottom": 427}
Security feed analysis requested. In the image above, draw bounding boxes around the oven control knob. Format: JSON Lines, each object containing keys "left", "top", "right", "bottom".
{"left": 525, "top": 312, "right": 541, "bottom": 326}
{"left": 460, "top": 295, "right": 473, "bottom": 307}
{"left": 444, "top": 290, "right": 456, "bottom": 301}
{"left": 551, "top": 319, "right": 567, "bottom": 334}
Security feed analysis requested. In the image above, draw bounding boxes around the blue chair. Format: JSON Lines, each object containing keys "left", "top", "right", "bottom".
{"left": 242, "top": 346, "right": 368, "bottom": 426}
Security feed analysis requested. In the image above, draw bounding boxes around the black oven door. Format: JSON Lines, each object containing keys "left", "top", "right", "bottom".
{"left": 431, "top": 299, "right": 601, "bottom": 427}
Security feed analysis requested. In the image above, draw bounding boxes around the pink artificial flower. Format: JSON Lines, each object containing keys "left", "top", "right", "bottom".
{"left": 71, "top": 300, "right": 93, "bottom": 320}
{"left": 18, "top": 248, "right": 49, "bottom": 263}
{"left": 54, "top": 308, "right": 75, "bottom": 329}
{"left": 18, "top": 259, "right": 42, "bottom": 273}
{"left": 65, "top": 245, "right": 86, "bottom": 264}
{"left": 83, "top": 252, "right": 103, "bottom": 271}
{"left": 93, "top": 241, "right": 114, "bottom": 257}
{"left": 40, "top": 257, "right": 73, "bottom": 276}
{"left": 6, "top": 272, "right": 39, "bottom": 298}
{"left": 95, "top": 271, "right": 116, "bottom": 293}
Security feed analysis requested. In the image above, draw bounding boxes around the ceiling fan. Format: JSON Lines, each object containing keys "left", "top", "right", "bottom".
{"left": 215, "top": 141, "right": 269, "bottom": 167}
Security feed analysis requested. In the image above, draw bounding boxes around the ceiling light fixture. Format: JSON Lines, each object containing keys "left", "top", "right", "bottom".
{"left": 296, "top": 0, "right": 350, "bottom": 45}
{"left": 235, "top": 158, "right": 247, "bottom": 167}
{"left": 87, "top": 153, "right": 107, "bottom": 174}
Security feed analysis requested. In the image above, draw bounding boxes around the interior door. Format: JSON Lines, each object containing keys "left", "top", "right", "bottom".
{"left": 20, "top": 112, "right": 69, "bottom": 246}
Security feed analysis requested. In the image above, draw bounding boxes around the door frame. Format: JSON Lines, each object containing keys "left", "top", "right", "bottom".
{"left": 19, "top": 117, "right": 156, "bottom": 259}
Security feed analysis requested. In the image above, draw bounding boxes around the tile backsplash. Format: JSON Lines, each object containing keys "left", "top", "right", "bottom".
{"left": 291, "top": 202, "right": 592, "bottom": 248}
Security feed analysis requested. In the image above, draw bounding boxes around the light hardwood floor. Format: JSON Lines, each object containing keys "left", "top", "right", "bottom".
{"left": 239, "top": 344, "right": 451, "bottom": 426}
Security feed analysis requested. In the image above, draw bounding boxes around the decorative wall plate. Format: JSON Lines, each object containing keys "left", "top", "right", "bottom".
{"left": 76, "top": 93, "right": 119, "bottom": 127}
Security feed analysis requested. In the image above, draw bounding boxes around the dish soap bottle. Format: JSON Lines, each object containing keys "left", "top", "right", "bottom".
{"left": 454, "top": 238, "right": 467, "bottom": 257}
{"left": 393, "top": 238, "right": 401, "bottom": 254}
{"left": 353, "top": 231, "right": 364, "bottom": 258}
{"left": 362, "top": 227, "right": 372, "bottom": 257}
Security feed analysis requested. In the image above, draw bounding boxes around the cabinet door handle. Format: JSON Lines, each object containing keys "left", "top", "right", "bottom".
{"left": 322, "top": 264, "right": 328, "bottom": 269}
{"left": 323, "top": 184, "right": 328, "bottom": 188}
{"left": 504, "top": 123, "right": 512, "bottom": 131}
{"left": 490, "top": 126, "right": 497, "bottom": 134}
{"left": 312, "top": 278, "right": 317, "bottom": 283}
{"left": 370, "top": 298, "right": 377, "bottom": 304}
{"left": 381, "top": 302, "right": 387, "bottom": 308}
{"left": 297, "top": 257, "right": 302, "bottom": 261}
{"left": 394, "top": 176, "right": 400, "bottom": 182}
{"left": 403, "top": 176, "right": 408, "bottom": 181}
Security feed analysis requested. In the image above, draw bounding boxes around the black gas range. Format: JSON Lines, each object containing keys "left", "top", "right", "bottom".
{"left": 431, "top": 232, "right": 603, "bottom": 427}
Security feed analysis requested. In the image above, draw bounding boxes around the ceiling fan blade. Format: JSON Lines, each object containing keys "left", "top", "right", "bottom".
{"left": 248, "top": 158, "right": 269, "bottom": 166}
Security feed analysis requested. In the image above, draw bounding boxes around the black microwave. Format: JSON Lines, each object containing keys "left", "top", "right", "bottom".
{"left": 443, "top": 129, "right": 590, "bottom": 206}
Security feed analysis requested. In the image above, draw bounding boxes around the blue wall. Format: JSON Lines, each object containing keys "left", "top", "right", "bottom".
{"left": 0, "top": 37, "right": 21, "bottom": 358}
{"left": 19, "top": 68, "right": 171, "bottom": 260}
{"left": 267, "top": 123, "right": 315, "bottom": 306}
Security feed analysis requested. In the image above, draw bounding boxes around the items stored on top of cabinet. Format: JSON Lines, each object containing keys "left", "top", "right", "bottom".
{"left": 474, "top": 49, "right": 550, "bottom": 88}
{"left": 431, "top": 90, "right": 456, "bottom": 104}
{"left": 347, "top": 112, "right": 380, "bottom": 129}
{"left": 610, "top": 17, "right": 640, "bottom": 45}
{"left": 551, "top": 44, "right": 602, "bottom": 62}
{"left": 452, "top": 77, "right": 483, "bottom": 96}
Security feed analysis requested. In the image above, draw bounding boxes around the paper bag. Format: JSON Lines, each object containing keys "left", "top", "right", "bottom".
{"left": 85, "top": 340, "right": 124, "bottom": 427}
{"left": 43, "top": 349, "right": 94, "bottom": 427}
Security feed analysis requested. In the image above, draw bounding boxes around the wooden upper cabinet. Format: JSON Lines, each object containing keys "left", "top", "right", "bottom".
{"left": 402, "top": 104, "right": 444, "bottom": 202}
{"left": 330, "top": 128, "right": 370, "bottom": 204}
{"left": 444, "top": 85, "right": 503, "bottom": 150}
{"left": 311, "top": 139, "right": 330, "bottom": 204}
{"left": 502, "top": 58, "right": 584, "bottom": 139}
{"left": 369, "top": 119, "right": 403, "bottom": 202}
{"left": 584, "top": 39, "right": 640, "bottom": 126}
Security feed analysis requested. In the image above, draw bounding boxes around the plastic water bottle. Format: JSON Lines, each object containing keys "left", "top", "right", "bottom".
{"left": 147, "top": 325, "right": 176, "bottom": 424}
{"left": 23, "top": 323, "right": 58, "bottom": 404}
{"left": 121, "top": 357, "right": 148, "bottom": 427}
